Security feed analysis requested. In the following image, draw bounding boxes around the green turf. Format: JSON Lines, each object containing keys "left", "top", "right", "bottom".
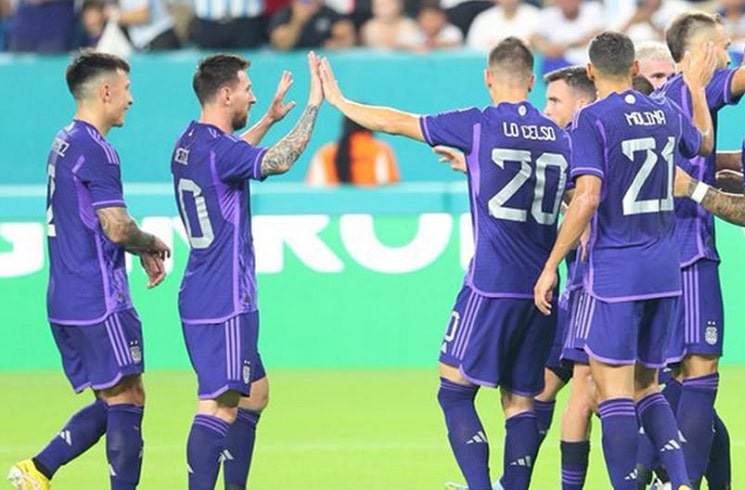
{"left": 1, "top": 368, "right": 743, "bottom": 489}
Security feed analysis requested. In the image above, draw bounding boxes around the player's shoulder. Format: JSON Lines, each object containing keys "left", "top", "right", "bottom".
{"left": 66, "top": 120, "right": 119, "bottom": 166}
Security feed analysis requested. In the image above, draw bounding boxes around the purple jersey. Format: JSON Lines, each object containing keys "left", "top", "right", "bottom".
{"left": 171, "top": 121, "right": 268, "bottom": 324}
{"left": 657, "top": 69, "right": 742, "bottom": 265}
{"left": 570, "top": 90, "right": 702, "bottom": 301}
{"left": 46, "top": 120, "right": 132, "bottom": 324}
{"left": 420, "top": 103, "right": 571, "bottom": 297}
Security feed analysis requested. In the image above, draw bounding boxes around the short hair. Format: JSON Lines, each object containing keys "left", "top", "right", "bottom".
{"left": 588, "top": 31, "right": 635, "bottom": 77}
{"left": 632, "top": 75, "right": 655, "bottom": 95}
{"left": 635, "top": 41, "right": 674, "bottom": 65}
{"left": 193, "top": 54, "right": 250, "bottom": 105}
{"left": 666, "top": 11, "right": 721, "bottom": 63}
{"left": 65, "top": 49, "right": 130, "bottom": 101}
{"left": 81, "top": 0, "right": 105, "bottom": 12}
{"left": 487, "top": 36, "right": 534, "bottom": 79}
{"left": 543, "top": 66, "right": 596, "bottom": 101}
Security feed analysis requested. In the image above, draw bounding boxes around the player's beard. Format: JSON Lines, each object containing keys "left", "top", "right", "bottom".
{"left": 233, "top": 112, "right": 248, "bottom": 131}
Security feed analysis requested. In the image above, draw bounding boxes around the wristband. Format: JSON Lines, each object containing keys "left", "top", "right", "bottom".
{"left": 691, "top": 181, "right": 710, "bottom": 204}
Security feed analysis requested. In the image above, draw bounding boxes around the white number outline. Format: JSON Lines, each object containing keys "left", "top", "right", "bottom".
{"left": 488, "top": 149, "right": 568, "bottom": 225}
{"left": 177, "top": 178, "right": 215, "bottom": 249}
{"left": 621, "top": 137, "right": 675, "bottom": 216}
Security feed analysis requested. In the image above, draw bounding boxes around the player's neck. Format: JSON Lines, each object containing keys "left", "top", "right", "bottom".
{"left": 594, "top": 78, "right": 633, "bottom": 99}
{"left": 74, "top": 108, "right": 112, "bottom": 137}
{"left": 199, "top": 107, "right": 233, "bottom": 134}
{"left": 490, "top": 86, "right": 528, "bottom": 105}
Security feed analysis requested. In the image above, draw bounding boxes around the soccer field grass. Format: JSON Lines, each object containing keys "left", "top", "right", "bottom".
{"left": 1, "top": 368, "right": 744, "bottom": 489}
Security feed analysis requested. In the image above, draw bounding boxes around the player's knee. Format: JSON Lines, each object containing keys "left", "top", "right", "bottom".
{"left": 682, "top": 354, "right": 719, "bottom": 378}
{"left": 98, "top": 375, "right": 145, "bottom": 406}
{"left": 500, "top": 389, "right": 533, "bottom": 418}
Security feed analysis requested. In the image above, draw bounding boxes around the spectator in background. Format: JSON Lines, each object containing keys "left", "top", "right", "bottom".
{"left": 360, "top": 0, "right": 419, "bottom": 49}
{"left": 466, "top": 0, "right": 538, "bottom": 51}
{"left": 636, "top": 40, "right": 676, "bottom": 88}
{"left": 74, "top": 0, "right": 106, "bottom": 48}
{"left": 0, "top": 0, "right": 11, "bottom": 51}
{"left": 325, "top": 0, "right": 372, "bottom": 31}
{"left": 614, "top": 0, "right": 690, "bottom": 43}
{"left": 531, "top": 0, "right": 605, "bottom": 73}
{"left": 440, "top": 0, "right": 492, "bottom": 39}
{"left": 718, "top": 0, "right": 745, "bottom": 61}
{"left": 8, "top": 0, "right": 76, "bottom": 53}
{"left": 191, "top": 0, "right": 269, "bottom": 49}
{"left": 269, "top": 0, "right": 355, "bottom": 50}
{"left": 306, "top": 115, "right": 400, "bottom": 186}
{"left": 110, "top": 0, "right": 181, "bottom": 50}
{"left": 408, "top": 0, "right": 462, "bottom": 51}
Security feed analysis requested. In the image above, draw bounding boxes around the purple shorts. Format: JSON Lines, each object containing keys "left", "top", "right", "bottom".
{"left": 666, "top": 260, "right": 724, "bottom": 363}
{"left": 183, "top": 312, "right": 266, "bottom": 400}
{"left": 50, "top": 309, "right": 144, "bottom": 393}
{"left": 582, "top": 294, "right": 678, "bottom": 368}
{"left": 439, "top": 285, "right": 556, "bottom": 396}
{"left": 561, "top": 289, "right": 590, "bottom": 365}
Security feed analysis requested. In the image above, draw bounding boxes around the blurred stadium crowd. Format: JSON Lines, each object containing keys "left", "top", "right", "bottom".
{"left": 0, "top": 0, "right": 744, "bottom": 73}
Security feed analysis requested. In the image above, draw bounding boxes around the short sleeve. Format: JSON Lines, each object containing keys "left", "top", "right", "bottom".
{"left": 419, "top": 107, "right": 481, "bottom": 153}
{"left": 672, "top": 103, "right": 702, "bottom": 159}
{"left": 75, "top": 144, "right": 125, "bottom": 209}
{"left": 706, "top": 68, "right": 743, "bottom": 109}
{"left": 569, "top": 109, "right": 605, "bottom": 181}
{"left": 215, "top": 135, "right": 268, "bottom": 183}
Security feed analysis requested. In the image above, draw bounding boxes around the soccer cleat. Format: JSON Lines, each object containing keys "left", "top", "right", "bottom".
{"left": 7, "top": 460, "right": 51, "bottom": 490}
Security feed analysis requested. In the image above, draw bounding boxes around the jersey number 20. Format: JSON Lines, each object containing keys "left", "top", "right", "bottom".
{"left": 488, "top": 149, "right": 568, "bottom": 225}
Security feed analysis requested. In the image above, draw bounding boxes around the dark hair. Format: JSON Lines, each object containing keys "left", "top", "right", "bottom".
{"left": 632, "top": 74, "right": 655, "bottom": 95}
{"left": 666, "top": 11, "right": 721, "bottom": 62}
{"left": 543, "top": 66, "right": 596, "bottom": 101}
{"left": 588, "top": 31, "right": 635, "bottom": 77}
{"left": 334, "top": 116, "right": 370, "bottom": 183}
{"left": 81, "top": 0, "right": 105, "bottom": 12}
{"left": 487, "top": 36, "right": 534, "bottom": 79}
{"left": 193, "top": 54, "right": 250, "bottom": 105}
{"left": 65, "top": 49, "right": 130, "bottom": 100}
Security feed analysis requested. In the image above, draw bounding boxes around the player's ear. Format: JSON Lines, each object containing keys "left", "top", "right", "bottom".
{"left": 585, "top": 63, "right": 595, "bottom": 82}
{"left": 484, "top": 68, "right": 492, "bottom": 89}
{"left": 631, "top": 59, "right": 640, "bottom": 77}
{"left": 99, "top": 82, "right": 111, "bottom": 103}
{"left": 527, "top": 74, "right": 535, "bottom": 93}
{"left": 221, "top": 85, "right": 232, "bottom": 106}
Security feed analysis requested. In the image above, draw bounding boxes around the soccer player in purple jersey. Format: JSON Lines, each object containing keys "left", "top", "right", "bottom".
{"left": 319, "top": 37, "right": 572, "bottom": 490}
{"left": 435, "top": 67, "right": 597, "bottom": 490}
{"left": 7, "top": 50, "right": 171, "bottom": 490}
{"left": 171, "top": 52, "right": 323, "bottom": 490}
{"left": 652, "top": 12, "right": 745, "bottom": 487}
{"left": 534, "top": 31, "right": 715, "bottom": 489}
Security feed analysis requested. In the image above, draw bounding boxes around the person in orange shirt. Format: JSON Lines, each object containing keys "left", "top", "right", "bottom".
{"left": 306, "top": 116, "right": 400, "bottom": 186}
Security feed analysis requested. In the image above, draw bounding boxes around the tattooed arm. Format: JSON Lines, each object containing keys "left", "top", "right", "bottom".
{"left": 260, "top": 103, "right": 320, "bottom": 177}
{"left": 96, "top": 207, "right": 171, "bottom": 256}
{"left": 675, "top": 166, "right": 745, "bottom": 227}
{"left": 259, "top": 52, "right": 324, "bottom": 178}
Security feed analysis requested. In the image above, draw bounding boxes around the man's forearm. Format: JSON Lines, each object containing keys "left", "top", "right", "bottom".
{"left": 685, "top": 178, "right": 745, "bottom": 226}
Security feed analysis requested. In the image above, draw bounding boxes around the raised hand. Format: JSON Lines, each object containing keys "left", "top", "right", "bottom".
{"left": 433, "top": 146, "right": 467, "bottom": 173}
{"left": 317, "top": 56, "right": 343, "bottom": 107}
{"left": 140, "top": 252, "right": 166, "bottom": 289}
{"left": 682, "top": 41, "right": 716, "bottom": 91}
{"left": 307, "top": 51, "right": 323, "bottom": 107}
{"left": 267, "top": 71, "right": 296, "bottom": 123}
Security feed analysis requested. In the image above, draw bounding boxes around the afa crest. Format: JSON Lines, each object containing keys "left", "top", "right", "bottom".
{"left": 704, "top": 321, "right": 718, "bottom": 346}
{"left": 242, "top": 361, "right": 251, "bottom": 385}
